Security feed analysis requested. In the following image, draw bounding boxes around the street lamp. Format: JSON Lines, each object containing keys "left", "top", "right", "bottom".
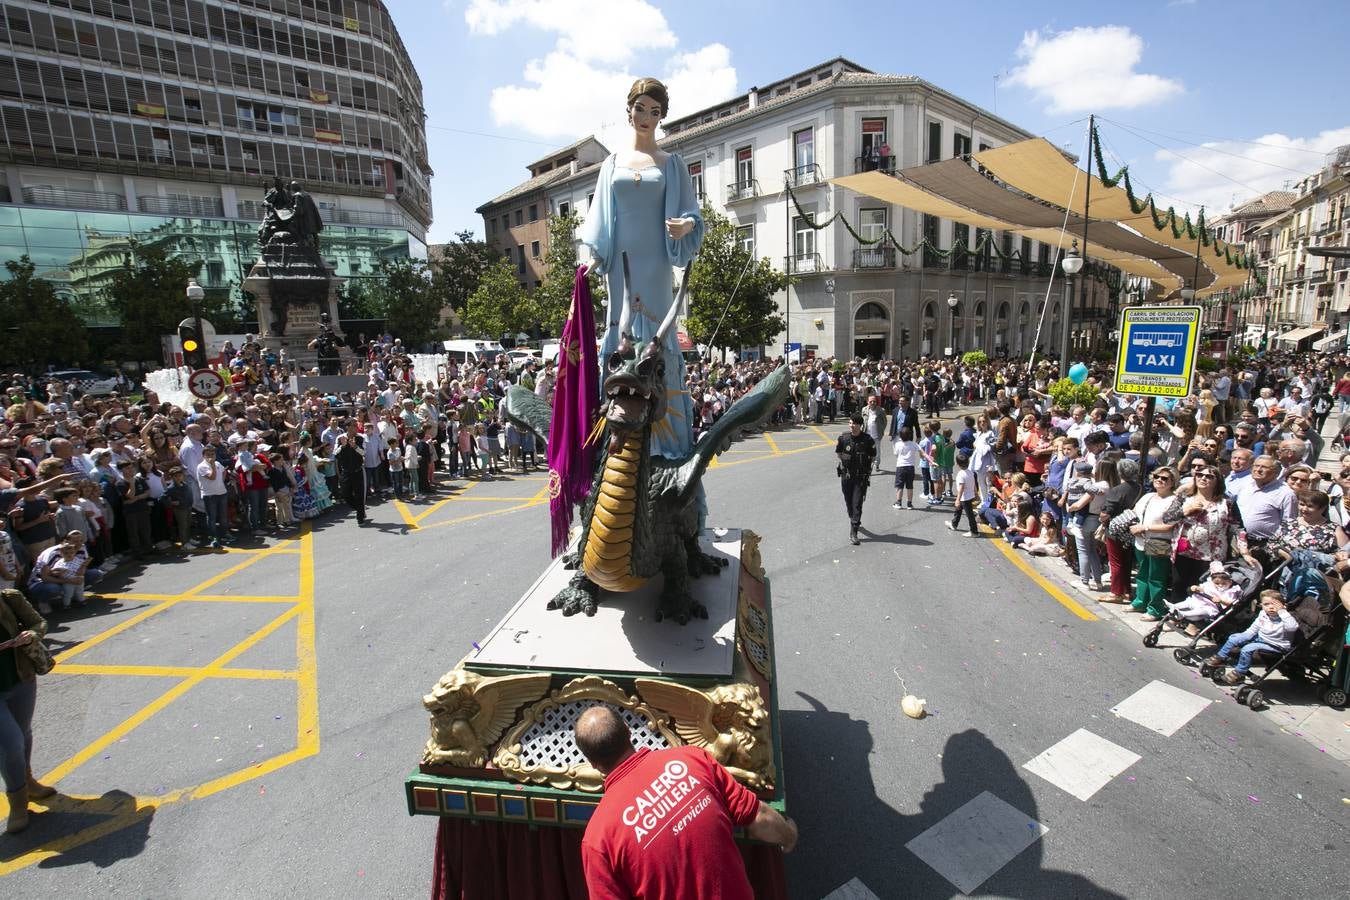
{"left": 946, "top": 292, "right": 959, "bottom": 356}
{"left": 1180, "top": 282, "right": 1197, "bottom": 302}
{"left": 1059, "top": 240, "right": 1083, "bottom": 366}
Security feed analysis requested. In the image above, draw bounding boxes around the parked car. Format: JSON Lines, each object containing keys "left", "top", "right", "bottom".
{"left": 48, "top": 368, "right": 121, "bottom": 396}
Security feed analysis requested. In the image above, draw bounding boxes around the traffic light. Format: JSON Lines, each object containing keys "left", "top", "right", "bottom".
{"left": 901, "top": 327, "right": 911, "bottom": 346}
{"left": 179, "top": 320, "right": 207, "bottom": 369}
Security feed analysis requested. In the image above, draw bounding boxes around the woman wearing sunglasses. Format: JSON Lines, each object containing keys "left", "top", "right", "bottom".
{"left": 1158, "top": 465, "right": 1244, "bottom": 620}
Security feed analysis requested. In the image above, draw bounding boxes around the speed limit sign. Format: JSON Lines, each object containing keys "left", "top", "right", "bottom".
{"left": 188, "top": 368, "right": 225, "bottom": 400}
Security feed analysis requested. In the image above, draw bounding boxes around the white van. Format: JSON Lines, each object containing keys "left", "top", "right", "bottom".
{"left": 442, "top": 339, "right": 506, "bottom": 368}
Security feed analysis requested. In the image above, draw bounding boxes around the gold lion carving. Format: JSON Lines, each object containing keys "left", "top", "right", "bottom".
{"left": 422, "top": 668, "right": 551, "bottom": 768}
{"left": 635, "top": 679, "right": 776, "bottom": 792}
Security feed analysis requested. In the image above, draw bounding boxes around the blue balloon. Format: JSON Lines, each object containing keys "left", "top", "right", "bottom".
{"left": 1068, "top": 362, "right": 1089, "bottom": 385}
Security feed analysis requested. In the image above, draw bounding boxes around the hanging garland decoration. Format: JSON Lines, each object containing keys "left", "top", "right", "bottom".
{"left": 785, "top": 185, "right": 1123, "bottom": 293}
{"left": 1088, "top": 123, "right": 1265, "bottom": 287}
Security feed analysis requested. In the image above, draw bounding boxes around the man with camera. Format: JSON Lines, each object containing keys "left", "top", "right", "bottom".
{"left": 308, "top": 313, "right": 346, "bottom": 376}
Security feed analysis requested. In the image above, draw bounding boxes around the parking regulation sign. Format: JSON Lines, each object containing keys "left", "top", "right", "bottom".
{"left": 1114, "top": 305, "right": 1202, "bottom": 398}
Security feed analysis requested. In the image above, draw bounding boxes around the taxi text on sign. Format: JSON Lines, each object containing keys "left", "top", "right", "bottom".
{"left": 1114, "top": 305, "right": 1203, "bottom": 398}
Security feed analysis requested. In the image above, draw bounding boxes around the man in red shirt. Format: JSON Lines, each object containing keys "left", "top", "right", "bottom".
{"left": 575, "top": 705, "right": 797, "bottom": 899}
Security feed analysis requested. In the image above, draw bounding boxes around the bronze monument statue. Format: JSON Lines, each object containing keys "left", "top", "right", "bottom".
{"left": 254, "top": 177, "right": 330, "bottom": 336}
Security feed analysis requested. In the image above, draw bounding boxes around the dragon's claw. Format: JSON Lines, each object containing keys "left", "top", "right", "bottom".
{"left": 549, "top": 575, "right": 599, "bottom": 617}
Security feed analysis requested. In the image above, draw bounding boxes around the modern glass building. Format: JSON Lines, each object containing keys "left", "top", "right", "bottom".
{"left": 0, "top": 0, "right": 431, "bottom": 321}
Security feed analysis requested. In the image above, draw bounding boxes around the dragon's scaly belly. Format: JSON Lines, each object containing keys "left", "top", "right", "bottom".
{"left": 582, "top": 433, "right": 647, "bottom": 592}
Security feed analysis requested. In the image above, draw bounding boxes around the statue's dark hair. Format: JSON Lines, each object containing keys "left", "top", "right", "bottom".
{"left": 626, "top": 78, "right": 669, "bottom": 116}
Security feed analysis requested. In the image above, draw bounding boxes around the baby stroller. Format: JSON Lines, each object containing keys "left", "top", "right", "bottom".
{"left": 1155, "top": 558, "right": 1264, "bottom": 656}
{"left": 1202, "top": 560, "right": 1348, "bottom": 711}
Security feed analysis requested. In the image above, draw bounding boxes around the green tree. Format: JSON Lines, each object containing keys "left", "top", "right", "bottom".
{"left": 684, "top": 206, "right": 786, "bottom": 355}
{"left": 431, "top": 230, "right": 500, "bottom": 314}
{"left": 0, "top": 257, "right": 90, "bottom": 369}
{"left": 535, "top": 212, "right": 606, "bottom": 336}
{"left": 336, "top": 278, "right": 384, "bottom": 320}
{"left": 365, "top": 258, "right": 448, "bottom": 348}
{"left": 460, "top": 257, "right": 535, "bottom": 340}
{"left": 101, "top": 244, "right": 232, "bottom": 366}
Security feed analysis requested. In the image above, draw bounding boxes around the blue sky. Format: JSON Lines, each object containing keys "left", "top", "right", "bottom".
{"left": 384, "top": 0, "right": 1350, "bottom": 245}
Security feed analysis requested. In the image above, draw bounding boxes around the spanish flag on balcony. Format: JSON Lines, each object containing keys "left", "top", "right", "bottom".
{"left": 309, "top": 89, "right": 329, "bottom": 104}
{"left": 314, "top": 129, "right": 342, "bottom": 144}
{"left": 134, "top": 102, "right": 166, "bottom": 118}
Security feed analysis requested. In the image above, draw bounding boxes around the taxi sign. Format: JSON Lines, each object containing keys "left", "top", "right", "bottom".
{"left": 1114, "top": 305, "right": 1202, "bottom": 398}
{"left": 188, "top": 368, "right": 225, "bottom": 400}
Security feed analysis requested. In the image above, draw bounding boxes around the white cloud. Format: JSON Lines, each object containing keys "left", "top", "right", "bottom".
{"left": 1155, "top": 126, "right": 1350, "bottom": 215}
{"left": 1007, "top": 26, "right": 1183, "bottom": 114}
{"left": 465, "top": 0, "right": 736, "bottom": 145}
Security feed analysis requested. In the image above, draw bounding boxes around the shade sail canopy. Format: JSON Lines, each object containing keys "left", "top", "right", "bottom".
{"left": 1276, "top": 326, "right": 1324, "bottom": 343}
{"left": 904, "top": 161, "right": 1207, "bottom": 288}
{"left": 831, "top": 168, "right": 1183, "bottom": 292}
{"left": 973, "top": 138, "right": 1251, "bottom": 296}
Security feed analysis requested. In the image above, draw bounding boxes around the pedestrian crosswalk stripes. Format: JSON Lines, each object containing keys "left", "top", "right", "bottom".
{"left": 1022, "top": 729, "right": 1142, "bottom": 802}
{"left": 1110, "top": 679, "right": 1212, "bottom": 737}
{"left": 904, "top": 790, "right": 1049, "bottom": 895}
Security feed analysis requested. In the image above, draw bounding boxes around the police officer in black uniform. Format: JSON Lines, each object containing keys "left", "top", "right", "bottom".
{"left": 335, "top": 419, "right": 367, "bottom": 524}
{"left": 836, "top": 413, "right": 876, "bottom": 545}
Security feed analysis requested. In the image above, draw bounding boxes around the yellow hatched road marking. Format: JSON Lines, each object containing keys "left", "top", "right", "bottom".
{"left": 53, "top": 664, "right": 297, "bottom": 680}
{"left": 0, "top": 526, "right": 320, "bottom": 877}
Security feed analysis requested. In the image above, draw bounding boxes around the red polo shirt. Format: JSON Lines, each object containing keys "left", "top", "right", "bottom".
{"left": 581, "top": 746, "right": 761, "bottom": 900}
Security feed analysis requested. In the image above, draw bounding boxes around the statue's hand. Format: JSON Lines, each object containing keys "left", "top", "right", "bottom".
{"left": 665, "top": 218, "right": 694, "bottom": 240}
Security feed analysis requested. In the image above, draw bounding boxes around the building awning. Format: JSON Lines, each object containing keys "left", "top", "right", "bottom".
{"left": 1313, "top": 332, "right": 1344, "bottom": 351}
{"left": 1276, "top": 326, "right": 1325, "bottom": 343}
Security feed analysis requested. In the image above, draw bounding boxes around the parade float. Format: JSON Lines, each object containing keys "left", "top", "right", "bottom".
{"left": 405, "top": 261, "right": 790, "bottom": 898}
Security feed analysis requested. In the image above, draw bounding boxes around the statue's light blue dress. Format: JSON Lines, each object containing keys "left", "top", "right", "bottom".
{"left": 579, "top": 152, "right": 704, "bottom": 459}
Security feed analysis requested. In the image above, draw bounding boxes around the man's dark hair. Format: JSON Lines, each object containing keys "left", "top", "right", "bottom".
{"left": 850, "top": 414, "right": 864, "bottom": 425}
{"left": 1085, "top": 430, "right": 1110, "bottom": 446}
{"left": 574, "top": 706, "right": 632, "bottom": 772}
{"left": 1106, "top": 413, "right": 1125, "bottom": 426}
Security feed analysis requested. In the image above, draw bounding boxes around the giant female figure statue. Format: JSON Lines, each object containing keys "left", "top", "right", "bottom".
{"left": 578, "top": 77, "right": 704, "bottom": 459}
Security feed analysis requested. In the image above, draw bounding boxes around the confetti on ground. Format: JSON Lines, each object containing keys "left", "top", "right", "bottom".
{"left": 1248, "top": 795, "right": 1260, "bottom": 804}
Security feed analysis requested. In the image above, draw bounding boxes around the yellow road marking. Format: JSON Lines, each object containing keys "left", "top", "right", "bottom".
{"left": 0, "top": 525, "right": 321, "bottom": 877}
{"left": 57, "top": 544, "right": 294, "bottom": 664}
{"left": 395, "top": 480, "right": 482, "bottom": 529}
{"left": 763, "top": 433, "right": 780, "bottom": 455}
{"left": 53, "top": 664, "right": 297, "bottom": 680}
{"left": 808, "top": 425, "right": 837, "bottom": 444}
{"left": 990, "top": 533, "right": 1099, "bottom": 621}
{"left": 91, "top": 593, "right": 299, "bottom": 603}
{"left": 40, "top": 605, "right": 303, "bottom": 785}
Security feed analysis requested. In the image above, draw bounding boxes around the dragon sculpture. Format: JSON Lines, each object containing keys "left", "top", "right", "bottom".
{"left": 504, "top": 258, "right": 789, "bottom": 625}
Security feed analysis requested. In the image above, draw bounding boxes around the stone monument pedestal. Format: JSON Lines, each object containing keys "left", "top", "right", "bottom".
{"left": 243, "top": 259, "right": 346, "bottom": 370}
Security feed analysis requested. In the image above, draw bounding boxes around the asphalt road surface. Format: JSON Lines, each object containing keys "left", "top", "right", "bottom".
{"left": 2, "top": 420, "right": 1346, "bottom": 899}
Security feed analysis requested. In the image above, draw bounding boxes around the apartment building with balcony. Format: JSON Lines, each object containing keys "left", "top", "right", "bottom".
{"left": 0, "top": 0, "right": 432, "bottom": 322}
{"left": 476, "top": 136, "right": 607, "bottom": 292}
{"left": 1240, "top": 147, "right": 1350, "bottom": 348}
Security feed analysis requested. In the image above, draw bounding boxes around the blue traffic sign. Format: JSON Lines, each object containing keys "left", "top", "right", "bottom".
{"left": 1115, "top": 306, "right": 1202, "bottom": 398}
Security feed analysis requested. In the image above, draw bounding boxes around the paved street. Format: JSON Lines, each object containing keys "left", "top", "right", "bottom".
{"left": 2, "top": 420, "right": 1347, "bottom": 899}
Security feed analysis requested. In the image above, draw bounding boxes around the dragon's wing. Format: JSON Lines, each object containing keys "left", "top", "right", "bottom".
{"left": 502, "top": 386, "right": 553, "bottom": 441}
{"left": 635, "top": 678, "right": 718, "bottom": 748}
{"left": 470, "top": 672, "right": 553, "bottom": 747}
{"left": 670, "top": 364, "right": 791, "bottom": 503}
